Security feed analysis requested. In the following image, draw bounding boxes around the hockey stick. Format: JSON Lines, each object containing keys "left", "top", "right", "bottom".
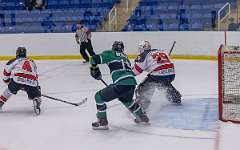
{"left": 41, "top": 94, "right": 87, "bottom": 106}
{"left": 169, "top": 41, "right": 176, "bottom": 56}
{"left": 100, "top": 78, "right": 108, "bottom": 86}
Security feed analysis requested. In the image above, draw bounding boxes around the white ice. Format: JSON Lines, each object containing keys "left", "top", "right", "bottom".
{"left": 0, "top": 59, "right": 239, "bottom": 150}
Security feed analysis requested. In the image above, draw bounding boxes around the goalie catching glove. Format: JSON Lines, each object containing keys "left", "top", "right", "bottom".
{"left": 90, "top": 65, "right": 102, "bottom": 80}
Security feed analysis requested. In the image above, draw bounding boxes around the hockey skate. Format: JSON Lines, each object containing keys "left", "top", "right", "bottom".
{"left": 134, "top": 113, "right": 150, "bottom": 125}
{"left": 33, "top": 98, "right": 41, "bottom": 115}
{"left": 92, "top": 118, "right": 109, "bottom": 130}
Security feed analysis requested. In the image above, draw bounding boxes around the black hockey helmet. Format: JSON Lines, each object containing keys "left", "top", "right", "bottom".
{"left": 112, "top": 41, "right": 124, "bottom": 52}
{"left": 16, "top": 47, "right": 27, "bottom": 58}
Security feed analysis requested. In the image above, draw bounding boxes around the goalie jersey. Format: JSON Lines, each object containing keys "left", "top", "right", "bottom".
{"left": 133, "top": 49, "right": 175, "bottom": 77}
{"left": 3, "top": 58, "right": 39, "bottom": 87}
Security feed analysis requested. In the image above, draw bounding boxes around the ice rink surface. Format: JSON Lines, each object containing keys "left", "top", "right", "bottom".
{"left": 0, "top": 59, "right": 239, "bottom": 150}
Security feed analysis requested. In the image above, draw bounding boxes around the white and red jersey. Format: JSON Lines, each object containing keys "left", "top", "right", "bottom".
{"left": 3, "top": 58, "right": 39, "bottom": 87}
{"left": 133, "top": 49, "right": 175, "bottom": 76}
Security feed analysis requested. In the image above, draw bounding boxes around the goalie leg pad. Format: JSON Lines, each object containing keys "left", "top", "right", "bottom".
{"left": 166, "top": 84, "right": 182, "bottom": 104}
{"left": 135, "top": 81, "right": 156, "bottom": 110}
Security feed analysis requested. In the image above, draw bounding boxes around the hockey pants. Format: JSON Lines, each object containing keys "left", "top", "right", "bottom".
{"left": 94, "top": 84, "right": 145, "bottom": 119}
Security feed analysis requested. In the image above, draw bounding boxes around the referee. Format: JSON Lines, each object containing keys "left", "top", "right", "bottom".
{"left": 75, "top": 21, "right": 95, "bottom": 63}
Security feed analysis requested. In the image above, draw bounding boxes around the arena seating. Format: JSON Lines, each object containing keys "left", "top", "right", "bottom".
{"left": 0, "top": 0, "right": 237, "bottom": 33}
{"left": 123, "top": 0, "right": 237, "bottom": 31}
{"left": 0, "top": 0, "right": 120, "bottom": 33}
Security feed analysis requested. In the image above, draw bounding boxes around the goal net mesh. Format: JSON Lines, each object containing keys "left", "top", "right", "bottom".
{"left": 219, "top": 45, "right": 240, "bottom": 122}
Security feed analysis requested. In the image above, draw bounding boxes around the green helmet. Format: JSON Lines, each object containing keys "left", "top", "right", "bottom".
{"left": 16, "top": 47, "right": 27, "bottom": 58}
{"left": 112, "top": 41, "right": 124, "bottom": 52}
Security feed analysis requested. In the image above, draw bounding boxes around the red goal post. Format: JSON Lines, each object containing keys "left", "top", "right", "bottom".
{"left": 218, "top": 44, "right": 240, "bottom": 123}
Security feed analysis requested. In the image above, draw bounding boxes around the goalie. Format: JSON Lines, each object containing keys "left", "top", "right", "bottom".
{"left": 133, "top": 41, "right": 182, "bottom": 110}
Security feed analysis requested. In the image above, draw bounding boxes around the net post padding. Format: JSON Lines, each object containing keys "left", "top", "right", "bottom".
{"left": 218, "top": 44, "right": 224, "bottom": 121}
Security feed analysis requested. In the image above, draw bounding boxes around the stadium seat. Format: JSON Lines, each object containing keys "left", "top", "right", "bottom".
{"left": 0, "top": 0, "right": 120, "bottom": 33}
{"left": 0, "top": 0, "right": 238, "bottom": 33}
{"left": 124, "top": 0, "right": 237, "bottom": 31}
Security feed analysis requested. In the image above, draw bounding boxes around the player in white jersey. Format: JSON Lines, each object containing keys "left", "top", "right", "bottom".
{"left": 132, "top": 41, "right": 181, "bottom": 110}
{"left": 0, "top": 47, "right": 41, "bottom": 115}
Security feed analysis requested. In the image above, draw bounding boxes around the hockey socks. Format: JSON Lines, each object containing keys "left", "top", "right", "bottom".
{"left": 0, "top": 88, "right": 13, "bottom": 109}
{"left": 95, "top": 92, "right": 107, "bottom": 119}
{"left": 0, "top": 96, "right": 7, "bottom": 108}
{"left": 93, "top": 93, "right": 109, "bottom": 130}
{"left": 0, "top": 89, "right": 12, "bottom": 110}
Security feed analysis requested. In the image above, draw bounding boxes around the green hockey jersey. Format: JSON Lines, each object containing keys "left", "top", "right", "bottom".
{"left": 90, "top": 50, "right": 137, "bottom": 85}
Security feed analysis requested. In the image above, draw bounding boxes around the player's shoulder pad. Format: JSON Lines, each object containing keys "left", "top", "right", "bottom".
{"left": 6, "top": 58, "right": 16, "bottom": 65}
{"left": 104, "top": 49, "right": 112, "bottom": 53}
{"left": 135, "top": 50, "right": 151, "bottom": 63}
{"left": 101, "top": 50, "right": 113, "bottom": 56}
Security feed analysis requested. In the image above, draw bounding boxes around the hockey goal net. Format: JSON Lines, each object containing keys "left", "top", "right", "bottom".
{"left": 218, "top": 44, "right": 240, "bottom": 123}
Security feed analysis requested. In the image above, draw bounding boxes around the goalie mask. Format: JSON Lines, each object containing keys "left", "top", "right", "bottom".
{"left": 16, "top": 47, "right": 27, "bottom": 58}
{"left": 138, "top": 40, "right": 151, "bottom": 54}
{"left": 112, "top": 41, "right": 124, "bottom": 52}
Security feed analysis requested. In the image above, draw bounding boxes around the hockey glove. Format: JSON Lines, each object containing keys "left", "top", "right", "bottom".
{"left": 90, "top": 65, "right": 102, "bottom": 80}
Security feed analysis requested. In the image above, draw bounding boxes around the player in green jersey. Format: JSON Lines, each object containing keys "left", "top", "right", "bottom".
{"left": 89, "top": 41, "right": 149, "bottom": 130}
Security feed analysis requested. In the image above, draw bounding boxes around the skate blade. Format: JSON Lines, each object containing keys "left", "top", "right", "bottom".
{"left": 134, "top": 119, "right": 151, "bottom": 125}
{"left": 136, "top": 122, "right": 151, "bottom": 126}
{"left": 92, "top": 126, "right": 109, "bottom": 130}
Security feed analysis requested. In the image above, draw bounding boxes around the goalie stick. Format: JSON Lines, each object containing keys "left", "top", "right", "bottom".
{"left": 41, "top": 94, "right": 87, "bottom": 106}
{"left": 169, "top": 41, "right": 176, "bottom": 56}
